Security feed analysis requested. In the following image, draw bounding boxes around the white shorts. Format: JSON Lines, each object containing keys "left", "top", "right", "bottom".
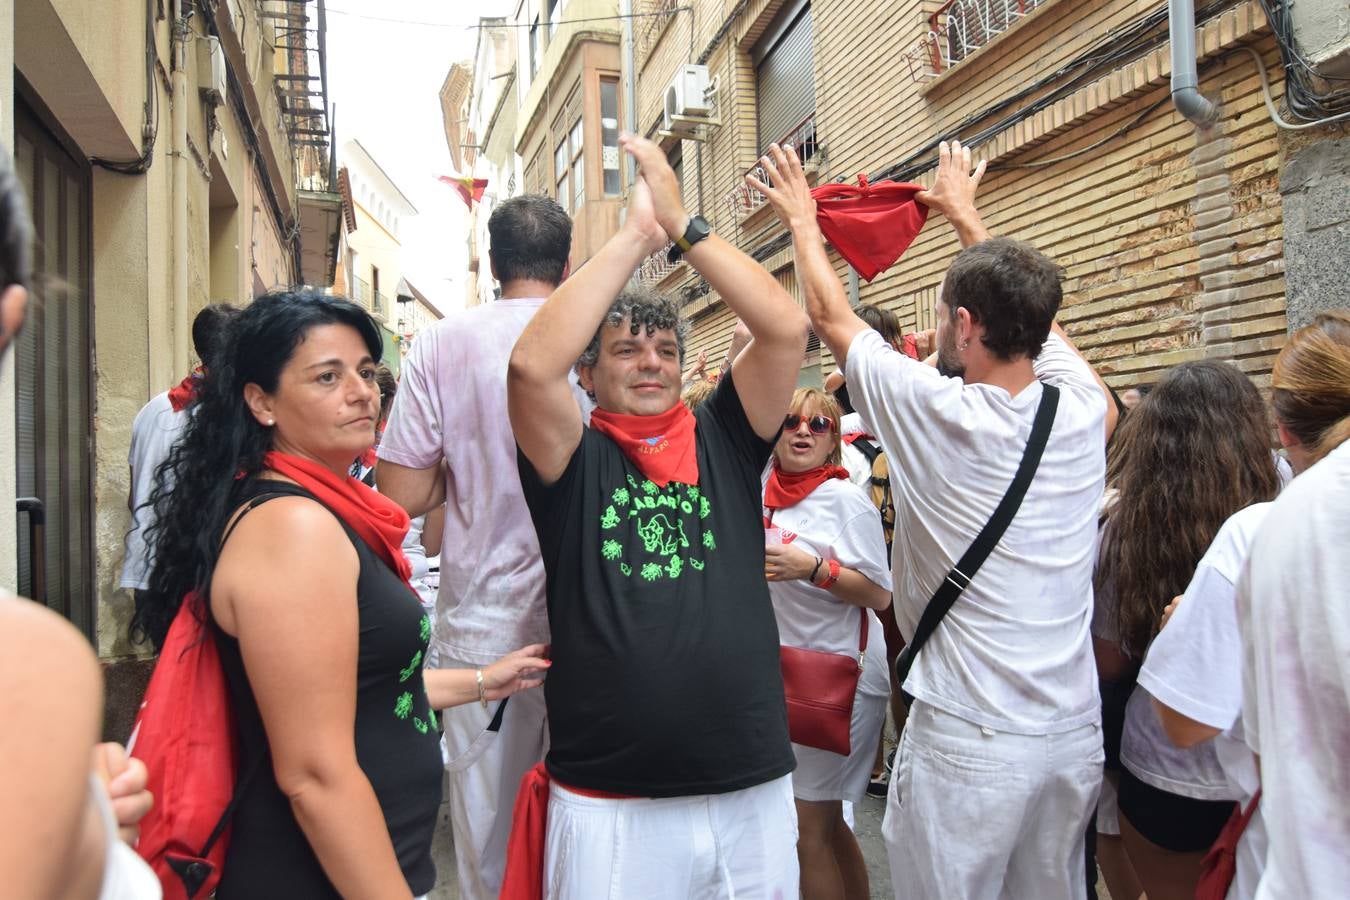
{"left": 791, "top": 689, "right": 888, "bottom": 804}
{"left": 883, "top": 700, "right": 1103, "bottom": 900}
{"left": 543, "top": 774, "right": 799, "bottom": 900}
{"left": 440, "top": 656, "right": 549, "bottom": 900}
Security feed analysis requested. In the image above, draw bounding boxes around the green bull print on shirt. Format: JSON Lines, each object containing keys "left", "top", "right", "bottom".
{"left": 601, "top": 475, "right": 714, "bottom": 581}
{"left": 393, "top": 613, "right": 438, "bottom": 736}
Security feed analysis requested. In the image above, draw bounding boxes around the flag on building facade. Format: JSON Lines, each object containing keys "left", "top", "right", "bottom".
{"left": 437, "top": 174, "right": 488, "bottom": 209}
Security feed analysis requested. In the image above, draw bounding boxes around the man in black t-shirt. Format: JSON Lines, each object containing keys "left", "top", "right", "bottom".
{"left": 504, "top": 135, "right": 807, "bottom": 899}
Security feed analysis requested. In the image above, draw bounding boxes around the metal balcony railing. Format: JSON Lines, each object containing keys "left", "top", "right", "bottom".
{"left": 902, "top": 0, "right": 1045, "bottom": 81}
{"left": 722, "top": 114, "right": 820, "bottom": 220}
{"left": 352, "top": 276, "right": 370, "bottom": 305}
{"left": 374, "top": 292, "right": 390, "bottom": 320}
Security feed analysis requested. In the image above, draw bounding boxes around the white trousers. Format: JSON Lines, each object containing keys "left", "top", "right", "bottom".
{"left": 883, "top": 700, "right": 1103, "bottom": 900}
{"left": 440, "top": 656, "right": 549, "bottom": 900}
{"left": 543, "top": 774, "right": 799, "bottom": 900}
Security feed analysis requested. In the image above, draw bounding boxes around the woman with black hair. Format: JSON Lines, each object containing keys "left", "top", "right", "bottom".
{"left": 133, "top": 290, "right": 548, "bottom": 898}
{"left": 1092, "top": 360, "right": 1281, "bottom": 900}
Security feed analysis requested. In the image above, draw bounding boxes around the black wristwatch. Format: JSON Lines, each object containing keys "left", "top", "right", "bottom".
{"left": 666, "top": 215, "right": 712, "bottom": 264}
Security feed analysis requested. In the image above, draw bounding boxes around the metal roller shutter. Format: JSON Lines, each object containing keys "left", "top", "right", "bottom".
{"left": 754, "top": 1, "right": 815, "bottom": 150}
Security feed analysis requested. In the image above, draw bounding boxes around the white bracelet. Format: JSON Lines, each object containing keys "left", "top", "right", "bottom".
{"left": 475, "top": 668, "right": 488, "bottom": 709}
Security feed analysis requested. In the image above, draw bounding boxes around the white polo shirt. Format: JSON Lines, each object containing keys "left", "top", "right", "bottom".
{"left": 845, "top": 328, "right": 1106, "bottom": 734}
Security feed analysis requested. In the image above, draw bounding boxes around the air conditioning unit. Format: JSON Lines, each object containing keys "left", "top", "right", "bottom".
{"left": 197, "top": 35, "right": 227, "bottom": 107}
{"left": 661, "top": 64, "right": 720, "bottom": 140}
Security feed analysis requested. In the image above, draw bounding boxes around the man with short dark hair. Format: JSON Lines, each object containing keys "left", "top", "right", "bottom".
{"left": 376, "top": 193, "right": 576, "bottom": 900}
{"left": 754, "top": 140, "right": 1115, "bottom": 898}
{"left": 504, "top": 135, "right": 807, "bottom": 898}
{"left": 121, "top": 303, "right": 240, "bottom": 640}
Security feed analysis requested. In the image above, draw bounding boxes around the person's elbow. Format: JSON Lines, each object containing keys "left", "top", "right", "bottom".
{"left": 1154, "top": 699, "right": 1217, "bottom": 749}
{"left": 274, "top": 753, "right": 359, "bottom": 809}
{"left": 862, "top": 582, "right": 892, "bottom": 611}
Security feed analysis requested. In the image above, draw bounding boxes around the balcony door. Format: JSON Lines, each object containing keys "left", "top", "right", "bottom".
{"left": 13, "top": 93, "right": 95, "bottom": 635}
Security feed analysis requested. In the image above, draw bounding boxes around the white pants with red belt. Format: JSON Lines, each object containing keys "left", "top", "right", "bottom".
{"left": 543, "top": 774, "right": 799, "bottom": 900}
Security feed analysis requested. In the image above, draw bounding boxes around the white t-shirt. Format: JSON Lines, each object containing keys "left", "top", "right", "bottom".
{"left": 378, "top": 298, "right": 588, "bottom": 665}
{"left": 1137, "top": 501, "right": 1271, "bottom": 896}
{"left": 845, "top": 328, "right": 1106, "bottom": 734}
{"left": 120, "top": 392, "right": 190, "bottom": 591}
{"left": 763, "top": 477, "right": 893, "bottom": 698}
{"left": 1240, "top": 440, "right": 1350, "bottom": 899}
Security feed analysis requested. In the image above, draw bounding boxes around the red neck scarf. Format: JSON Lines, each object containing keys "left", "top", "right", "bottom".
{"left": 588, "top": 402, "right": 699, "bottom": 487}
{"left": 764, "top": 460, "right": 850, "bottom": 510}
{"left": 167, "top": 367, "right": 204, "bottom": 412}
{"left": 262, "top": 451, "right": 413, "bottom": 586}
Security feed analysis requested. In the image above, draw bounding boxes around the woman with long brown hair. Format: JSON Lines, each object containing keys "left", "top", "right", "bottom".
{"left": 1092, "top": 360, "right": 1281, "bottom": 900}
{"left": 1139, "top": 310, "right": 1350, "bottom": 899}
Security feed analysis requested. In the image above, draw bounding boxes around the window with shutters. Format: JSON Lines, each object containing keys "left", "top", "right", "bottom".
{"left": 725, "top": 0, "right": 820, "bottom": 219}
{"left": 753, "top": 0, "right": 815, "bottom": 156}
{"left": 13, "top": 94, "right": 95, "bottom": 636}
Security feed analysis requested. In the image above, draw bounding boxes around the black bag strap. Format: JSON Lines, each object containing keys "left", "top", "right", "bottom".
{"left": 895, "top": 384, "right": 1060, "bottom": 688}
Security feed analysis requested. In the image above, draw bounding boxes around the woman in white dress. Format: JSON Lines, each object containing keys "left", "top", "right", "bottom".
{"left": 762, "top": 388, "right": 892, "bottom": 900}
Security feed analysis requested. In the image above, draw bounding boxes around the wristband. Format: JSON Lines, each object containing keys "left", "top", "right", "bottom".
{"left": 476, "top": 668, "right": 488, "bottom": 709}
{"left": 820, "top": 558, "right": 841, "bottom": 589}
{"left": 808, "top": 557, "right": 824, "bottom": 584}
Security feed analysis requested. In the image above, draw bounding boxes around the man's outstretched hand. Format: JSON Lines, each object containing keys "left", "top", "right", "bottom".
{"left": 746, "top": 143, "right": 817, "bottom": 232}
{"left": 621, "top": 133, "right": 691, "bottom": 245}
{"left": 915, "top": 140, "right": 989, "bottom": 245}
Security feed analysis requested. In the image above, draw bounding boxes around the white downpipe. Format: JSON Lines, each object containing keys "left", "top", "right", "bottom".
{"left": 171, "top": 5, "right": 189, "bottom": 378}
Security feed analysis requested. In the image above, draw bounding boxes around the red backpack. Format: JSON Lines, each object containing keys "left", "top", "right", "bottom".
{"left": 126, "top": 594, "right": 260, "bottom": 899}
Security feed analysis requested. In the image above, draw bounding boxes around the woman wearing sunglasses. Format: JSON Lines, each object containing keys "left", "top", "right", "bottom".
{"left": 763, "top": 388, "right": 892, "bottom": 900}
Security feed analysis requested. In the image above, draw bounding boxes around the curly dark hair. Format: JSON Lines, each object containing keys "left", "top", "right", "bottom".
{"left": 1095, "top": 360, "right": 1280, "bottom": 659}
{"left": 131, "top": 290, "right": 382, "bottom": 649}
{"left": 942, "top": 237, "right": 1061, "bottom": 361}
{"left": 576, "top": 283, "right": 689, "bottom": 372}
{"left": 0, "top": 145, "right": 32, "bottom": 292}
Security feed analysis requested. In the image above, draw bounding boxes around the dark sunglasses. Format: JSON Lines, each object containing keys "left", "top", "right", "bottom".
{"left": 783, "top": 414, "right": 834, "bottom": 435}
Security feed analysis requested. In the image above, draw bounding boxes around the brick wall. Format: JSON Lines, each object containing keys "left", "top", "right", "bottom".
{"left": 636, "top": 0, "right": 1291, "bottom": 391}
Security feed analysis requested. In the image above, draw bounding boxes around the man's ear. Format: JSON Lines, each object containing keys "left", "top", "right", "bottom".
{"left": 956, "top": 306, "right": 977, "bottom": 345}
{"left": 575, "top": 363, "right": 594, "bottom": 394}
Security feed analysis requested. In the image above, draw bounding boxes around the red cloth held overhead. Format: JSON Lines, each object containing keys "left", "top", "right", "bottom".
{"left": 811, "top": 175, "right": 929, "bottom": 281}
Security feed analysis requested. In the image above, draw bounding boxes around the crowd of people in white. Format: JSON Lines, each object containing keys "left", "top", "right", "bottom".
{"left": 0, "top": 126, "right": 1346, "bottom": 900}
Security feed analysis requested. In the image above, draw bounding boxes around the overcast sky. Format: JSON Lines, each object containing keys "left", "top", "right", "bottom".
{"left": 326, "top": 1, "right": 509, "bottom": 312}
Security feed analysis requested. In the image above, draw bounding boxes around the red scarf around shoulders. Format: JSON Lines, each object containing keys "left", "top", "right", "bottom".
{"left": 167, "top": 367, "right": 204, "bottom": 412}
{"left": 763, "top": 460, "right": 850, "bottom": 511}
{"left": 588, "top": 401, "right": 699, "bottom": 487}
{"left": 262, "top": 451, "right": 413, "bottom": 586}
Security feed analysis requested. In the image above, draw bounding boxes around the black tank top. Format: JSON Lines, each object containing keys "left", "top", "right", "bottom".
{"left": 214, "top": 479, "right": 442, "bottom": 898}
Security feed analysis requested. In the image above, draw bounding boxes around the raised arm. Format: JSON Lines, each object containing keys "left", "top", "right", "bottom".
{"left": 749, "top": 144, "right": 867, "bottom": 371}
{"left": 508, "top": 163, "right": 667, "bottom": 484}
{"left": 624, "top": 136, "right": 807, "bottom": 440}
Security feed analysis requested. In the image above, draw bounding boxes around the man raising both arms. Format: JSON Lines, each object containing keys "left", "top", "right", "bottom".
{"left": 504, "top": 134, "right": 808, "bottom": 898}
{"left": 753, "top": 141, "right": 1113, "bottom": 899}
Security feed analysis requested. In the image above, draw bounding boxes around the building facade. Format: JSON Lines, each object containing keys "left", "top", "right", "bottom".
{"left": 630, "top": 0, "right": 1348, "bottom": 392}
{"left": 338, "top": 138, "right": 419, "bottom": 375}
{"left": 2, "top": 0, "right": 340, "bottom": 740}
{"left": 2, "top": 0, "right": 339, "bottom": 676}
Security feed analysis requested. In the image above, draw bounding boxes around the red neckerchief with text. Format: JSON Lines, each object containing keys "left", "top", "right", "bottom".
{"left": 167, "top": 367, "right": 204, "bottom": 412}
{"left": 588, "top": 401, "right": 699, "bottom": 487}
{"left": 262, "top": 451, "right": 413, "bottom": 586}
{"left": 763, "top": 460, "right": 850, "bottom": 510}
